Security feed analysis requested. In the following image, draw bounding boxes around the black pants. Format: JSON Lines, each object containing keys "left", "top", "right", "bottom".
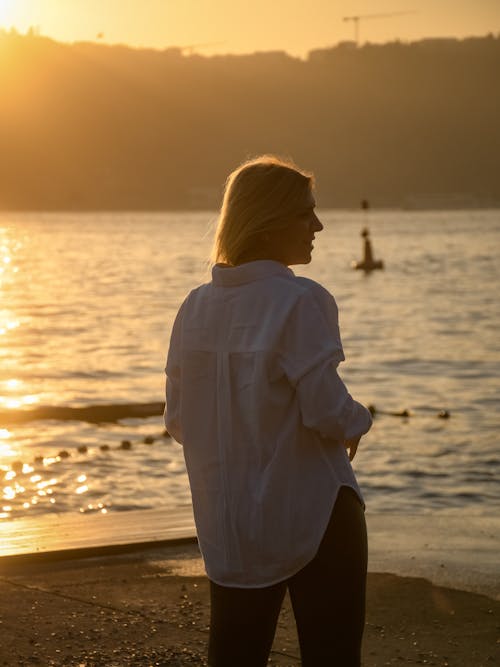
{"left": 208, "top": 486, "right": 368, "bottom": 667}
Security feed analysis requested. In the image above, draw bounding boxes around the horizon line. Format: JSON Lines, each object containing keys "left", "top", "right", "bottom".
{"left": 2, "top": 26, "right": 499, "bottom": 60}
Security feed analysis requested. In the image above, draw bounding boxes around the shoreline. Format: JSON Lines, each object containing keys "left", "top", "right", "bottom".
{"left": 2, "top": 508, "right": 498, "bottom": 601}
{"left": 0, "top": 511, "right": 498, "bottom": 664}
{"left": 0, "top": 540, "right": 498, "bottom": 666}
{"left": 367, "top": 513, "right": 499, "bottom": 601}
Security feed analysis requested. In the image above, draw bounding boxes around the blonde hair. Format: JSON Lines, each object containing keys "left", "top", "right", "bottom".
{"left": 212, "top": 155, "right": 314, "bottom": 265}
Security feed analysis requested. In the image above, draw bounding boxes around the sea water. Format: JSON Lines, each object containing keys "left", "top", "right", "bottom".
{"left": 0, "top": 209, "right": 498, "bottom": 519}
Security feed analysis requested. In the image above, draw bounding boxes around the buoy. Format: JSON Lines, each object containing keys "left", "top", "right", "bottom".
{"left": 352, "top": 227, "right": 384, "bottom": 272}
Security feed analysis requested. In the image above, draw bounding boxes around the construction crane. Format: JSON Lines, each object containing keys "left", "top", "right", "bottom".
{"left": 343, "top": 11, "right": 417, "bottom": 46}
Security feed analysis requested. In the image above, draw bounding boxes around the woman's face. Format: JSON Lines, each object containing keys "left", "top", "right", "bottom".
{"left": 267, "top": 190, "right": 323, "bottom": 266}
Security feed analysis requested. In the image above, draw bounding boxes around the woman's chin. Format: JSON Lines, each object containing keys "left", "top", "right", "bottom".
{"left": 292, "top": 255, "right": 312, "bottom": 266}
{"left": 304, "top": 248, "right": 314, "bottom": 263}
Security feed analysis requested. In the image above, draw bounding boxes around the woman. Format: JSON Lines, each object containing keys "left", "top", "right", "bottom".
{"left": 165, "top": 155, "right": 372, "bottom": 666}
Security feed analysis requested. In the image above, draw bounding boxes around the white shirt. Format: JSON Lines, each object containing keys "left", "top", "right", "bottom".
{"left": 165, "top": 260, "right": 372, "bottom": 588}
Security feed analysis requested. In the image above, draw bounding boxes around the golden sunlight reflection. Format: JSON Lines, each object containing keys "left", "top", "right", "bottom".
{"left": 1, "top": 377, "right": 26, "bottom": 408}
{"left": 0, "top": 394, "right": 39, "bottom": 408}
{"left": 80, "top": 502, "right": 107, "bottom": 514}
{"left": 0, "top": 234, "right": 21, "bottom": 349}
{"left": 0, "top": 445, "right": 17, "bottom": 459}
{"left": 6, "top": 321, "right": 20, "bottom": 330}
{"left": 0, "top": 460, "right": 62, "bottom": 516}
{"left": 0, "top": 398, "right": 21, "bottom": 408}
{"left": 0, "top": 248, "right": 11, "bottom": 271}
{"left": 43, "top": 456, "right": 59, "bottom": 466}
{"left": 3, "top": 486, "right": 15, "bottom": 500}
{"left": 2, "top": 481, "right": 26, "bottom": 503}
{"left": 37, "top": 478, "right": 57, "bottom": 490}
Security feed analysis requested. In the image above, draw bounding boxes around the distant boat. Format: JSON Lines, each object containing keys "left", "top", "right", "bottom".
{"left": 352, "top": 227, "right": 384, "bottom": 272}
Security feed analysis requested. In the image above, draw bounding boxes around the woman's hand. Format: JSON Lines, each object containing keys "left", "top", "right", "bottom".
{"left": 344, "top": 435, "right": 362, "bottom": 461}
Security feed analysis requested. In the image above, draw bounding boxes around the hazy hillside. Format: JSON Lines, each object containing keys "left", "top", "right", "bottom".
{"left": 1, "top": 31, "right": 499, "bottom": 210}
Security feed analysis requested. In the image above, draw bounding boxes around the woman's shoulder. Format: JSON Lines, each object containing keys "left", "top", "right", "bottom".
{"left": 292, "top": 276, "right": 339, "bottom": 313}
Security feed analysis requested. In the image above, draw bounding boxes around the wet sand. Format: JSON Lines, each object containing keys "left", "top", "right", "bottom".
{"left": 0, "top": 538, "right": 498, "bottom": 666}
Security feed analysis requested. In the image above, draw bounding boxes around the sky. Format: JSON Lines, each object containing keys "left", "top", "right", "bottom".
{"left": 0, "top": 0, "right": 499, "bottom": 57}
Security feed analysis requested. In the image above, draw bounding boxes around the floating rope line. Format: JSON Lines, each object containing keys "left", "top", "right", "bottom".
{"left": 4, "top": 407, "right": 451, "bottom": 478}
{"left": 368, "top": 405, "right": 451, "bottom": 419}
{"left": 5, "top": 429, "right": 172, "bottom": 475}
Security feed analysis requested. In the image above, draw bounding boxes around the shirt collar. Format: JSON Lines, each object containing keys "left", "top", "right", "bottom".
{"left": 212, "top": 260, "right": 294, "bottom": 286}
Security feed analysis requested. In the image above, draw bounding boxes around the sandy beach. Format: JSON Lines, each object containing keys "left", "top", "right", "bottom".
{"left": 0, "top": 513, "right": 498, "bottom": 667}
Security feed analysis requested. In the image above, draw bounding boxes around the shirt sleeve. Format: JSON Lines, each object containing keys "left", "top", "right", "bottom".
{"left": 164, "top": 301, "right": 185, "bottom": 444}
{"left": 280, "top": 288, "right": 372, "bottom": 442}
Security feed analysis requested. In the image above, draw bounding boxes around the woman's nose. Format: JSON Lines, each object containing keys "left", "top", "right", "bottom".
{"left": 312, "top": 214, "right": 323, "bottom": 232}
